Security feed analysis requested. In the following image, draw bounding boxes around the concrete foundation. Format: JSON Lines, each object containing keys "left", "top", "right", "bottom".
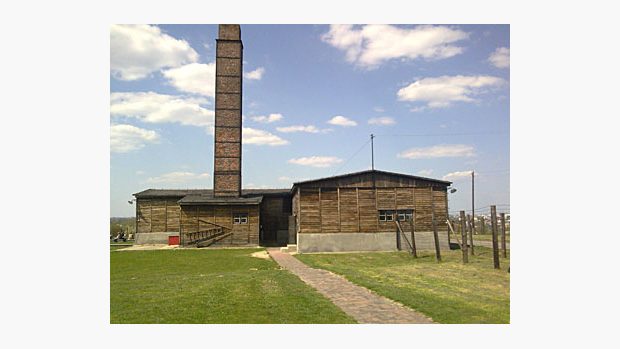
{"left": 297, "top": 231, "right": 450, "bottom": 253}
{"left": 135, "top": 232, "right": 178, "bottom": 245}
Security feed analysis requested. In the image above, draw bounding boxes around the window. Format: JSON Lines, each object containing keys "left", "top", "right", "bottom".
{"left": 233, "top": 212, "right": 248, "bottom": 224}
{"left": 378, "top": 210, "right": 395, "bottom": 222}
{"left": 397, "top": 209, "right": 413, "bottom": 222}
{"left": 379, "top": 210, "right": 413, "bottom": 222}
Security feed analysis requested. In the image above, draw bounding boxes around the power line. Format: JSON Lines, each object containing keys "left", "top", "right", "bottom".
{"left": 333, "top": 138, "right": 372, "bottom": 175}
{"left": 374, "top": 131, "right": 508, "bottom": 137}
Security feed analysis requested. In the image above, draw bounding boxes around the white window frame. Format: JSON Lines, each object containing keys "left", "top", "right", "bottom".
{"left": 233, "top": 213, "right": 248, "bottom": 225}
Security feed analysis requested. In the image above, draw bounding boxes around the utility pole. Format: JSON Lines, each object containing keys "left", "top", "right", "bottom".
{"left": 370, "top": 134, "right": 375, "bottom": 170}
{"left": 371, "top": 134, "right": 375, "bottom": 188}
{"left": 471, "top": 171, "right": 475, "bottom": 236}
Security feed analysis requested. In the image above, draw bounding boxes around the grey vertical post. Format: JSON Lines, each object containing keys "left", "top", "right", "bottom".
{"left": 467, "top": 213, "right": 474, "bottom": 256}
{"left": 432, "top": 197, "right": 441, "bottom": 261}
{"left": 491, "top": 206, "right": 500, "bottom": 269}
{"left": 471, "top": 171, "right": 475, "bottom": 236}
{"left": 500, "top": 212, "right": 507, "bottom": 258}
{"left": 410, "top": 215, "right": 417, "bottom": 258}
{"left": 460, "top": 211, "right": 468, "bottom": 263}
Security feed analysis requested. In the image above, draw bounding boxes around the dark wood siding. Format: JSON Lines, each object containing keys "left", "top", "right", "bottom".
{"left": 358, "top": 189, "right": 378, "bottom": 232}
{"left": 339, "top": 188, "right": 358, "bottom": 233}
{"left": 320, "top": 189, "right": 339, "bottom": 233}
{"left": 300, "top": 188, "right": 320, "bottom": 233}
{"left": 414, "top": 187, "right": 433, "bottom": 231}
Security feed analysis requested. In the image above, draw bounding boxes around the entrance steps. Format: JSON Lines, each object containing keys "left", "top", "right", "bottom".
{"left": 280, "top": 244, "right": 297, "bottom": 254}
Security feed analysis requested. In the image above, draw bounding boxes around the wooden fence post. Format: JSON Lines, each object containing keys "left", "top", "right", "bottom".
{"left": 491, "top": 206, "right": 500, "bottom": 269}
{"left": 432, "top": 203, "right": 441, "bottom": 261}
{"left": 460, "top": 211, "right": 468, "bottom": 263}
{"left": 410, "top": 216, "right": 417, "bottom": 258}
{"left": 500, "top": 212, "right": 507, "bottom": 258}
{"left": 396, "top": 222, "right": 401, "bottom": 251}
{"left": 467, "top": 213, "right": 474, "bottom": 256}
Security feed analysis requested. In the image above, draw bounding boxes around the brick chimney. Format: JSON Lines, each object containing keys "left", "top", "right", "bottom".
{"left": 213, "top": 24, "right": 243, "bottom": 197}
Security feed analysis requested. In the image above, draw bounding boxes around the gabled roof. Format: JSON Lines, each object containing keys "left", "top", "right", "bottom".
{"left": 133, "top": 188, "right": 290, "bottom": 198}
{"left": 177, "top": 195, "right": 263, "bottom": 205}
{"left": 291, "top": 169, "right": 452, "bottom": 187}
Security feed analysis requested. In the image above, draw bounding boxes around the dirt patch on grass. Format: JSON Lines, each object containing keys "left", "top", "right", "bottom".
{"left": 250, "top": 250, "right": 271, "bottom": 260}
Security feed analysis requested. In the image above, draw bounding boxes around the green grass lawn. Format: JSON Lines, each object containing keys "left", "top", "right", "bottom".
{"left": 296, "top": 247, "right": 509, "bottom": 324}
{"left": 110, "top": 248, "right": 355, "bottom": 324}
{"left": 473, "top": 234, "right": 510, "bottom": 243}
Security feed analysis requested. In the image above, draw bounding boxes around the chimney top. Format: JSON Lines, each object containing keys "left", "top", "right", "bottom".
{"left": 218, "top": 24, "right": 241, "bottom": 40}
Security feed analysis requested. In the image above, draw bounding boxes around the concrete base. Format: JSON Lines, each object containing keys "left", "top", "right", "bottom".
{"left": 135, "top": 232, "right": 178, "bottom": 245}
{"left": 297, "top": 231, "right": 450, "bottom": 253}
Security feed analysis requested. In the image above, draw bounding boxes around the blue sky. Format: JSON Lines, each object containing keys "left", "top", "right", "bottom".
{"left": 110, "top": 24, "right": 509, "bottom": 217}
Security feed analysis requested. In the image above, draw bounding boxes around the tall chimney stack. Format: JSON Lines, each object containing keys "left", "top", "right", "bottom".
{"left": 213, "top": 24, "right": 243, "bottom": 197}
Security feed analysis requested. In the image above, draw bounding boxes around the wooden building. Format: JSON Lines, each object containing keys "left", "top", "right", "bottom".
{"left": 131, "top": 24, "right": 453, "bottom": 252}
{"left": 133, "top": 189, "right": 290, "bottom": 246}
{"left": 290, "top": 170, "right": 451, "bottom": 253}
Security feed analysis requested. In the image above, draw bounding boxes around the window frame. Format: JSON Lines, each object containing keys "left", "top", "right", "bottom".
{"left": 378, "top": 210, "right": 395, "bottom": 222}
{"left": 397, "top": 209, "right": 413, "bottom": 222}
{"left": 233, "top": 212, "right": 249, "bottom": 225}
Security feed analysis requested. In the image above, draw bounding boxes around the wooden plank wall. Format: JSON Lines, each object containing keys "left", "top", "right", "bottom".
{"left": 294, "top": 186, "right": 448, "bottom": 233}
{"left": 137, "top": 199, "right": 151, "bottom": 234}
{"left": 320, "top": 189, "right": 339, "bottom": 233}
{"left": 432, "top": 189, "right": 448, "bottom": 230}
{"left": 339, "top": 188, "right": 358, "bottom": 232}
{"left": 137, "top": 198, "right": 182, "bottom": 233}
{"left": 179, "top": 204, "right": 259, "bottom": 246}
{"left": 414, "top": 187, "right": 433, "bottom": 231}
{"left": 358, "top": 189, "right": 377, "bottom": 232}
{"left": 299, "top": 188, "right": 320, "bottom": 232}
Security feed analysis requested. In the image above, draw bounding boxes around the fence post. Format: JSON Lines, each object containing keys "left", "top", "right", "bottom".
{"left": 410, "top": 216, "right": 417, "bottom": 258}
{"left": 460, "top": 211, "right": 468, "bottom": 263}
{"left": 491, "top": 206, "right": 500, "bottom": 269}
{"left": 396, "top": 220, "right": 402, "bottom": 251}
{"left": 467, "top": 213, "right": 474, "bottom": 256}
{"left": 500, "top": 212, "right": 507, "bottom": 258}
{"left": 432, "top": 203, "right": 441, "bottom": 261}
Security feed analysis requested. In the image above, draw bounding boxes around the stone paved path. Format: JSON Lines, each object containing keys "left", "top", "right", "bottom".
{"left": 267, "top": 249, "right": 434, "bottom": 324}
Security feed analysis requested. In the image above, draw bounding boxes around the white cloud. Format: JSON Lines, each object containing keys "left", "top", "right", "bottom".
{"left": 110, "top": 124, "right": 160, "bottom": 153}
{"left": 442, "top": 171, "right": 473, "bottom": 181}
{"left": 373, "top": 106, "right": 385, "bottom": 113}
{"left": 276, "top": 125, "right": 332, "bottom": 133}
{"left": 327, "top": 115, "right": 357, "bottom": 127}
{"left": 397, "top": 144, "right": 475, "bottom": 159}
{"left": 243, "top": 127, "right": 289, "bottom": 146}
{"left": 110, "top": 24, "right": 198, "bottom": 81}
{"left": 416, "top": 169, "right": 433, "bottom": 176}
{"left": 251, "top": 113, "right": 283, "bottom": 123}
{"left": 244, "top": 67, "right": 265, "bottom": 80}
{"left": 368, "top": 117, "right": 396, "bottom": 126}
{"left": 278, "top": 176, "right": 293, "bottom": 181}
{"left": 276, "top": 125, "right": 319, "bottom": 133}
{"left": 322, "top": 24, "right": 469, "bottom": 68}
{"left": 288, "top": 156, "right": 343, "bottom": 168}
{"left": 162, "top": 63, "right": 216, "bottom": 96}
{"left": 146, "top": 171, "right": 210, "bottom": 184}
{"left": 397, "top": 75, "right": 505, "bottom": 109}
{"left": 488, "top": 47, "right": 510, "bottom": 68}
{"left": 110, "top": 92, "right": 214, "bottom": 129}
